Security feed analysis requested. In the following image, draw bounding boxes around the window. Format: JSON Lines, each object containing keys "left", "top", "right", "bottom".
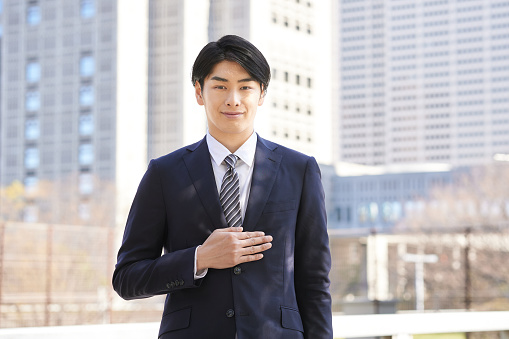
{"left": 26, "top": 91, "right": 40, "bottom": 111}
{"left": 25, "top": 118, "right": 40, "bottom": 140}
{"left": 27, "top": 4, "right": 41, "bottom": 26}
{"left": 80, "top": 55, "right": 94, "bottom": 77}
{"left": 25, "top": 147, "right": 39, "bottom": 169}
{"left": 79, "top": 173, "right": 93, "bottom": 194}
{"left": 79, "top": 143, "right": 94, "bottom": 165}
{"left": 382, "top": 201, "right": 402, "bottom": 222}
{"left": 79, "top": 114, "right": 94, "bottom": 136}
{"left": 26, "top": 61, "right": 41, "bottom": 83}
{"left": 80, "top": 0, "right": 94, "bottom": 18}
{"left": 24, "top": 176, "right": 38, "bottom": 195}
{"left": 79, "top": 85, "right": 94, "bottom": 106}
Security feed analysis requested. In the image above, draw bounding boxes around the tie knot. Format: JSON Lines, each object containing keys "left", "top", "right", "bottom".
{"left": 224, "top": 154, "right": 238, "bottom": 169}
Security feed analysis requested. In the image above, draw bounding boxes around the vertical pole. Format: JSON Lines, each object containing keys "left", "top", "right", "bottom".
{"left": 45, "top": 224, "right": 53, "bottom": 326}
{"left": 415, "top": 260, "right": 424, "bottom": 311}
{"left": 106, "top": 227, "right": 114, "bottom": 324}
{"left": 464, "top": 227, "right": 472, "bottom": 311}
{"left": 370, "top": 229, "right": 380, "bottom": 314}
{"left": 464, "top": 227, "right": 472, "bottom": 339}
{"left": 0, "top": 222, "right": 5, "bottom": 328}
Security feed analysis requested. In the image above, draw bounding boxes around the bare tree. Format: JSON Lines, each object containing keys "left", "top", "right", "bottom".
{"left": 392, "top": 164, "right": 509, "bottom": 312}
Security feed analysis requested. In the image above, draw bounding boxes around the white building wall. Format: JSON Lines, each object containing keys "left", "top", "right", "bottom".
{"left": 115, "top": 0, "right": 149, "bottom": 225}
{"left": 181, "top": 0, "right": 210, "bottom": 147}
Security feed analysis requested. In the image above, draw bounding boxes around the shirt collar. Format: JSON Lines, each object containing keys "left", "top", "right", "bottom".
{"left": 207, "top": 132, "right": 257, "bottom": 168}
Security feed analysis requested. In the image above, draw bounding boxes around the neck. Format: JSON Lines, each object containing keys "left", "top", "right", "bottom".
{"left": 210, "top": 130, "right": 253, "bottom": 153}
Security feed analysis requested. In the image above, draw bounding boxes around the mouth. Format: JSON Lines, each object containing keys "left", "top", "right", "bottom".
{"left": 222, "top": 111, "right": 244, "bottom": 118}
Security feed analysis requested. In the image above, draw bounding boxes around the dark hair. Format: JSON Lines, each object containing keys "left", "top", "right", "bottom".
{"left": 192, "top": 35, "right": 271, "bottom": 95}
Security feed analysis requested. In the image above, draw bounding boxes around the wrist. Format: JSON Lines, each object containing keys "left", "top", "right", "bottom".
{"left": 196, "top": 245, "right": 207, "bottom": 272}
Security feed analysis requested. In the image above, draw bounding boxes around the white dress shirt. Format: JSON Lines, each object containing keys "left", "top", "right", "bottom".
{"left": 194, "top": 131, "right": 258, "bottom": 279}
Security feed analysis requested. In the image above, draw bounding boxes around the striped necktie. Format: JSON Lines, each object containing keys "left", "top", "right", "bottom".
{"left": 220, "top": 154, "right": 242, "bottom": 228}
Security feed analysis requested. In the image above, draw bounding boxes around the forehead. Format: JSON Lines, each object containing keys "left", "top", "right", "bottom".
{"left": 206, "top": 60, "right": 253, "bottom": 81}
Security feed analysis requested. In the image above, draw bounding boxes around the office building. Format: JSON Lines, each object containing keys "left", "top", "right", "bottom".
{"left": 335, "top": 0, "right": 509, "bottom": 166}
{"left": 0, "top": 0, "right": 149, "bottom": 224}
{"left": 206, "top": 0, "right": 334, "bottom": 164}
{"left": 0, "top": 0, "right": 333, "bottom": 224}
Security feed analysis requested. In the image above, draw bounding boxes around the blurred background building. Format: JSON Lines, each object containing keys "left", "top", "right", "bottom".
{"left": 335, "top": 0, "right": 509, "bottom": 167}
{"left": 0, "top": 0, "right": 334, "bottom": 226}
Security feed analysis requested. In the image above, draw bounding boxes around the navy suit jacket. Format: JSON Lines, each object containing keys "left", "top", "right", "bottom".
{"left": 113, "top": 136, "right": 332, "bottom": 339}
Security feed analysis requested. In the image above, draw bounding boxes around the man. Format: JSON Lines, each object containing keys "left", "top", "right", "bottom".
{"left": 113, "top": 35, "right": 332, "bottom": 339}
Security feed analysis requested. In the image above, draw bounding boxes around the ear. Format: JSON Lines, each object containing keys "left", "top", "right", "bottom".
{"left": 195, "top": 81, "right": 204, "bottom": 106}
{"left": 258, "top": 88, "right": 266, "bottom": 106}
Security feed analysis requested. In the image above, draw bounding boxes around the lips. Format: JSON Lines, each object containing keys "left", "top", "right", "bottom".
{"left": 222, "top": 112, "right": 244, "bottom": 117}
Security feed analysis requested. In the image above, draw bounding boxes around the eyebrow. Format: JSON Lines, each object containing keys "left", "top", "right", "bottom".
{"left": 210, "top": 76, "right": 256, "bottom": 83}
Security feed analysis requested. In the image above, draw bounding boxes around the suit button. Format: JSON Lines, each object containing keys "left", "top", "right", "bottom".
{"left": 233, "top": 266, "right": 242, "bottom": 275}
{"left": 226, "top": 309, "right": 235, "bottom": 318}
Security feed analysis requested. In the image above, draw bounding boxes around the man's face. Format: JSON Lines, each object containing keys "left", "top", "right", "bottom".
{"left": 195, "top": 60, "right": 265, "bottom": 143}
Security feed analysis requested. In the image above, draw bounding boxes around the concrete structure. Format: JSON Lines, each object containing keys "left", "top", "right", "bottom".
{"left": 335, "top": 0, "right": 509, "bottom": 166}
{"left": 0, "top": 0, "right": 149, "bottom": 225}
{"left": 147, "top": 0, "right": 209, "bottom": 159}
{"left": 323, "top": 162, "right": 458, "bottom": 232}
{"left": 0, "top": 312, "right": 508, "bottom": 338}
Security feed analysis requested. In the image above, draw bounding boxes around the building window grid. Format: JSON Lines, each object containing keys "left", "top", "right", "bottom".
{"left": 27, "top": 3, "right": 41, "bottom": 26}
{"left": 25, "top": 118, "right": 40, "bottom": 140}
{"left": 80, "top": 0, "right": 95, "bottom": 19}
{"left": 26, "top": 61, "right": 41, "bottom": 83}
{"left": 80, "top": 55, "right": 95, "bottom": 77}
{"left": 25, "top": 91, "right": 40, "bottom": 112}
{"left": 79, "top": 84, "right": 94, "bottom": 106}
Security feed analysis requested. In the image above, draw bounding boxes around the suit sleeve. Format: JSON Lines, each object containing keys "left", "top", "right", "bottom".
{"left": 112, "top": 160, "right": 201, "bottom": 300}
{"left": 295, "top": 157, "right": 333, "bottom": 339}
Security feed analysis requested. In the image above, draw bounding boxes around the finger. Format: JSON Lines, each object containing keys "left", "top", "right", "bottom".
{"left": 239, "top": 253, "right": 264, "bottom": 263}
{"left": 216, "top": 227, "right": 243, "bottom": 233}
{"left": 242, "top": 242, "right": 272, "bottom": 256}
{"left": 239, "top": 231, "right": 265, "bottom": 239}
{"left": 243, "top": 235, "right": 273, "bottom": 246}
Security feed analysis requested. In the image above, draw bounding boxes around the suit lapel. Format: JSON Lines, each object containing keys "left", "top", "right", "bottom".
{"left": 183, "top": 137, "right": 228, "bottom": 231}
{"left": 243, "top": 137, "right": 282, "bottom": 231}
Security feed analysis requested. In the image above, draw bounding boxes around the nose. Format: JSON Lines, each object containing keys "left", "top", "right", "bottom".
{"left": 225, "top": 90, "right": 240, "bottom": 107}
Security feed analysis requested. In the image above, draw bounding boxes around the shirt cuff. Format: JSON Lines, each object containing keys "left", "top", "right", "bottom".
{"left": 194, "top": 245, "right": 208, "bottom": 280}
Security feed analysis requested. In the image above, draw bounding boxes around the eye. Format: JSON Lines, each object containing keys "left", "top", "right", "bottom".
{"left": 240, "top": 86, "right": 251, "bottom": 90}
{"left": 215, "top": 85, "right": 226, "bottom": 90}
